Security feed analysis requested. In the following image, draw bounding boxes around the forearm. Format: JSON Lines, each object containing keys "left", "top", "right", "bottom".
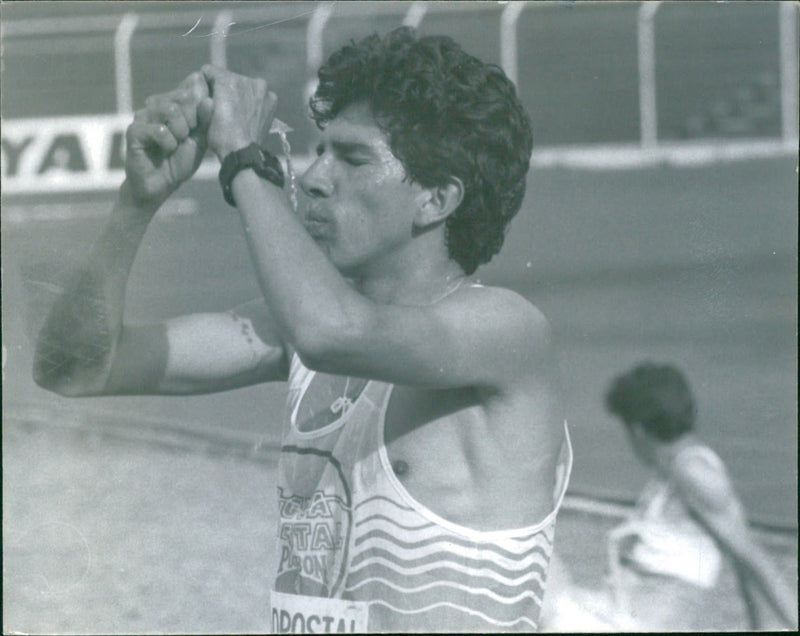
{"left": 733, "top": 543, "right": 798, "bottom": 628}
{"left": 232, "top": 170, "right": 367, "bottom": 359}
{"left": 710, "top": 517, "right": 799, "bottom": 628}
{"left": 33, "top": 182, "right": 158, "bottom": 395}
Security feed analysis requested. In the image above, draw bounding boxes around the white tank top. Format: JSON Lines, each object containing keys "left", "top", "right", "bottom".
{"left": 621, "top": 446, "right": 724, "bottom": 588}
{"left": 270, "top": 355, "right": 573, "bottom": 632}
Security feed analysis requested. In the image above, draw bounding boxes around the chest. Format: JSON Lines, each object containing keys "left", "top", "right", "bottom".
{"left": 289, "top": 373, "right": 498, "bottom": 520}
{"left": 291, "top": 369, "right": 482, "bottom": 440}
{"left": 285, "top": 368, "right": 565, "bottom": 531}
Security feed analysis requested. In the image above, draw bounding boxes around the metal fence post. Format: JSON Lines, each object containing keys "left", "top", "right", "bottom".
{"left": 500, "top": 2, "right": 527, "bottom": 87}
{"left": 403, "top": 2, "right": 428, "bottom": 29}
{"left": 304, "top": 2, "right": 335, "bottom": 109}
{"left": 637, "top": 2, "right": 661, "bottom": 149}
{"left": 779, "top": 3, "right": 799, "bottom": 145}
{"left": 114, "top": 13, "right": 139, "bottom": 113}
{"left": 211, "top": 11, "right": 234, "bottom": 69}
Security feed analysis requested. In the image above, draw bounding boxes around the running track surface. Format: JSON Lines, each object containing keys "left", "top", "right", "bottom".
{"left": 3, "top": 157, "right": 796, "bottom": 529}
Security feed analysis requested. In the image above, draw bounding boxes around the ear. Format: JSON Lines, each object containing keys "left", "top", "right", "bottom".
{"left": 413, "top": 177, "right": 464, "bottom": 230}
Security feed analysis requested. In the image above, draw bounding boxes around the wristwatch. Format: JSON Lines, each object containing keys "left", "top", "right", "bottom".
{"left": 218, "top": 143, "right": 285, "bottom": 207}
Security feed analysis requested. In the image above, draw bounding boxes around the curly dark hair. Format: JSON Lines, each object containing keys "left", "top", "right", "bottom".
{"left": 605, "top": 362, "right": 696, "bottom": 442}
{"left": 309, "top": 27, "right": 534, "bottom": 275}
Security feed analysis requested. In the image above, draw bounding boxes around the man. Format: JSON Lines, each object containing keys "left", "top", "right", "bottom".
{"left": 34, "top": 28, "right": 571, "bottom": 632}
{"left": 542, "top": 363, "right": 797, "bottom": 632}
{"left": 602, "top": 362, "right": 797, "bottom": 630}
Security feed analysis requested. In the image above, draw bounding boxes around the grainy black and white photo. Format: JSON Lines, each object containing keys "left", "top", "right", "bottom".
{"left": 2, "top": 1, "right": 797, "bottom": 632}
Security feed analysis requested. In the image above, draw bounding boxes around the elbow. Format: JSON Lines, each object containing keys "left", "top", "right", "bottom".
{"left": 32, "top": 344, "right": 66, "bottom": 393}
{"left": 31, "top": 295, "right": 117, "bottom": 396}
{"left": 32, "top": 362, "right": 74, "bottom": 396}
{"left": 32, "top": 357, "right": 82, "bottom": 397}
{"left": 32, "top": 343, "right": 108, "bottom": 397}
{"left": 32, "top": 362, "right": 51, "bottom": 392}
{"left": 290, "top": 326, "right": 341, "bottom": 373}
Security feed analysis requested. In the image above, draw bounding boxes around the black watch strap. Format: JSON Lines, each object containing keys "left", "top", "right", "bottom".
{"left": 218, "top": 143, "right": 285, "bottom": 207}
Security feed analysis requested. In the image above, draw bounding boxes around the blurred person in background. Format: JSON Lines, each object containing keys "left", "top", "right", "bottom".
{"left": 32, "top": 27, "right": 571, "bottom": 632}
{"left": 542, "top": 362, "right": 797, "bottom": 631}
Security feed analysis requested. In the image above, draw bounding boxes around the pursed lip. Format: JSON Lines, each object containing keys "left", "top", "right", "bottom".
{"left": 303, "top": 208, "right": 332, "bottom": 236}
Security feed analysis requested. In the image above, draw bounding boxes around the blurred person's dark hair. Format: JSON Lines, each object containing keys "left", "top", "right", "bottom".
{"left": 605, "top": 362, "right": 696, "bottom": 442}
{"left": 309, "top": 26, "right": 533, "bottom": 275}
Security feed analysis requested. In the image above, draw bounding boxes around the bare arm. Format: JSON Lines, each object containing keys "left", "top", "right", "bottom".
{"left": 225, "top": 172, "right": 552, "bottom": 392}
{"left": 673, "top": 453, "right": 798, "bottom": 629}
{"left": 232, "top": 170, "right": 554, "bottom": 392}
{"left": 605, "top": 520, "right": 643, "bottom": 615}
{"left": 105, "top": 299, "right": 289, "bottom": 395}
{"left": 33, "top": 183, "right": 161, "bottom": 396}
{"left": 201, "top": 65, "right": 556, "bottom": 394}
{"left": 33, "top": 73, "right": 288, "bottom": 397}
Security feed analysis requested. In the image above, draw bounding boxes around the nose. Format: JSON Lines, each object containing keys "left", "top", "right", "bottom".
{"left": 300, "top": 154, "right": 334, "bottom": 199}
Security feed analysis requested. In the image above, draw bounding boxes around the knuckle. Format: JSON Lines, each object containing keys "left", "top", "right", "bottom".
{"left": 145, "top": 94, "right": 165, "bottom": 110}
{"left": 183, "top": 73, "right": 206, "bottom": 96}
{"left": 160, "top": 133, "right": 177, "bottom": 150}
{"left": 187, "top": 71, "right": 203, "bottom": 85}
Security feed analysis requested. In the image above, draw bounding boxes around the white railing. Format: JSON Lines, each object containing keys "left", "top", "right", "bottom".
{"left": 402, "top": 2, "right": 428, "bottom": 29}
{"left": 113, "top": 2, "right": 798, "bottom": 155}
{"left": 500, "top": 2, "right": 527, "bottom": 87}
{"left": 779, "top": 2, "right": 799, "bottom": 145}
{"left": 210, "top": 11, "right": 235, "bottom": 68}
{"left": 3, "top": 1, "right": 798, "bottom": 188}
{"left": 637, "top": 2, "right": 661, "bottom": 149}
{"left": 113, "top": 13, "right": 139, "bottom": 114}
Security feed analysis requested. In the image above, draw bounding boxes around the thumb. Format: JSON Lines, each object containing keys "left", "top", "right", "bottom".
{"left": 197, "top": 97, "right": 214, "bottom": 129}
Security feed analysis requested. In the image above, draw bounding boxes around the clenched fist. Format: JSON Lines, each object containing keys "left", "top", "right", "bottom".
{"left": 125, "top": 71, "right": 214, "bottom": 206}
{"left": 201, "top": 64, "right": 278, "bottom": 160}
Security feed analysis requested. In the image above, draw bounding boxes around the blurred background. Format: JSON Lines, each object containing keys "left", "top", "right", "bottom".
{"left": 2, "top": 1, "right": 797, "bottom": 632}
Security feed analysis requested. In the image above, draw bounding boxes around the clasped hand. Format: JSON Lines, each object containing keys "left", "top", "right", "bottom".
{"left": 125, "top": 65, "right": 277, "bottom": 206}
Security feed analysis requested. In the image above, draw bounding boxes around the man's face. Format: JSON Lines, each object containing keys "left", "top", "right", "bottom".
{"left": 299, "top": 103, "right": 424, "bottom": 276}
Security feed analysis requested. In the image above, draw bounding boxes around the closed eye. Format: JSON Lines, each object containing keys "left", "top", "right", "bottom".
{"left": 343, "top": 155, "right": 369, "bottom": 166}
{"left": 314, "top": 144, "right": 367, "bottom": 166}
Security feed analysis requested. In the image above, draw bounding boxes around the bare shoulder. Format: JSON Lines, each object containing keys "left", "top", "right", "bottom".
{"left": 440, "top": 283, "right": 555, "bottom": 357}
{"left": 672, "top": 447, "right": 735, "bottom": 512}
{"left": 441, "top": 283, "right": 551, "bottom": 328}
{"left": 448, "top": 286, "right": 565, "bottom": 485}
{"left": 435, "top": 283, "right": 559, "bottom": 393}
